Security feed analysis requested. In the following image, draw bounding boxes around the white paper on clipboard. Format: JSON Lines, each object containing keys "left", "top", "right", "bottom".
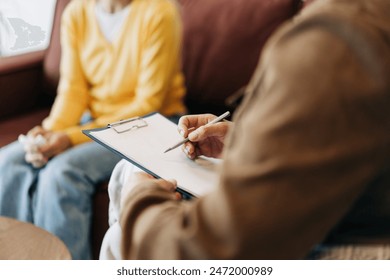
{"left": 83, "top": 113, "right": 221, "bottom": 197}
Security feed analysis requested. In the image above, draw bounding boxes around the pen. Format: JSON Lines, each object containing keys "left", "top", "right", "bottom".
{"left": 163, "top": 111, "right": 230, "bottom": 153}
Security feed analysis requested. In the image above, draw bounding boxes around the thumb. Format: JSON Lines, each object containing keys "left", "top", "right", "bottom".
{"left": 188, "top": 123, "right": 226, "bottom": 141}
{"left": 157, "top": 178, "right": 177, "bottom": 192}
{"left": 188, "top": 127, "right": 208, "bottom": 141}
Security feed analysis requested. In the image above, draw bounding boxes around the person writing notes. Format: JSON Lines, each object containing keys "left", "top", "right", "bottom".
{"left": 98, "top": 112, "right": 231, "bottom": 260}
{"left": 163, "top": 111, "right": 230, "bottom": 154}
{"left": 103, "top": 0, "right": 390, "bottom": 259}
{"left": 0, "top": 0, "right": 185, "bottom": 259}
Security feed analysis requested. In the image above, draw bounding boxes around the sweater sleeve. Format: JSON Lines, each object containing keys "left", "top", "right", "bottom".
{"left": 119, "top": 15, "right": 390, "bottom": 259}
{"left": 42, "top": 2, "right": 90, "bottom": 144}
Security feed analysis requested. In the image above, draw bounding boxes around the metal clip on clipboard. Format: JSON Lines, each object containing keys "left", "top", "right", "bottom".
{"left": 107, "top": 117, "right": 148, "bottom": 133}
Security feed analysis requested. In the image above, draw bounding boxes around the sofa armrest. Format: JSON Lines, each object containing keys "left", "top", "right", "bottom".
{"left": 0, "top": 51, "right": 44, "bottom": 75}
{"left": 0, "top": 51, "right": 45, "bottom": 120}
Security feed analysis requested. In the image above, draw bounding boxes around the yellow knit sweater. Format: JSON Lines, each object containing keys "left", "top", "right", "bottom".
{"left": 43, "top": 0, "right": 186, "bottom": 145}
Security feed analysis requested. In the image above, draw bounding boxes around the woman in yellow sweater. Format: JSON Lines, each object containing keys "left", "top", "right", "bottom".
{"left": 0, "top": 0, "right": 186, "bottom": 259}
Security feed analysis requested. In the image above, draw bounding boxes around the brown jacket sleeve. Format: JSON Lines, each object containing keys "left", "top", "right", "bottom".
{"left": 120, "top": 0, "right": 390, "bottom": 259}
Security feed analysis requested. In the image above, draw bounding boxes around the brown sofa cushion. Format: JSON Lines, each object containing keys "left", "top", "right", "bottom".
{"left": 179, "top": 0, "right": 300, "bottom": 114}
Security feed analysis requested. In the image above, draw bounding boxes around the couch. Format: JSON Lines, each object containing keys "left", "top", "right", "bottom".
{"left": 0, "top": 0, "right": 301, "bottom": 259}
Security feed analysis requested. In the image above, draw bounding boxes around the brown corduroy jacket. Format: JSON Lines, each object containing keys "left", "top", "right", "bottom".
{"left": 120, "top": 0, "right": 390, "bottom": 259}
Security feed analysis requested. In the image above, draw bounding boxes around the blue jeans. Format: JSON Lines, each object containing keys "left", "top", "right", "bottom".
{"left": 0, "top": 141, "right": 121, "bottom": 259}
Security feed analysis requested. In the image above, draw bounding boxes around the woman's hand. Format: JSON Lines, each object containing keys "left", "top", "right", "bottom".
{"left": 28, "top": 126, "right": 72, "bottom": 161}
{"left": 178, "top": 114, "right": 232, "bottom": 159}
{"left": 120, "top": 172, "right": 181, "bottom": 209}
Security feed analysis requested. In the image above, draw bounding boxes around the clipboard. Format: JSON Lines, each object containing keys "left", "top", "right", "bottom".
{"left": 83, "top": 112, "right": 221, "bottom": 198}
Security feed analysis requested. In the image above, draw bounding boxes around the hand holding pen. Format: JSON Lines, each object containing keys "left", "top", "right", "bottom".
{"left": 164, "top": 111, "right": 232, "bottom": 159}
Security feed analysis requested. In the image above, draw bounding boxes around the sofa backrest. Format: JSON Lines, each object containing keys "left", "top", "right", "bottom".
{"left": 42, "top": 0, "right": 301, "bottom": 114}
{"left": 179, "top": 0, "right": 301, "bottom": 115}
{"left": 42, "top": 0, "right": 70, "bottom": 96}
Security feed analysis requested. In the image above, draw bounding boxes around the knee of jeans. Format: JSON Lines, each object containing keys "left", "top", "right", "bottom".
{"left": 0, "top": 142, "right": 26, "bottom": 169}
{"left": 38, "top": 158, "right": 90, "bottom": 194}
{"left": 37, "top": 164, "right": 93, "bottom": 211}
